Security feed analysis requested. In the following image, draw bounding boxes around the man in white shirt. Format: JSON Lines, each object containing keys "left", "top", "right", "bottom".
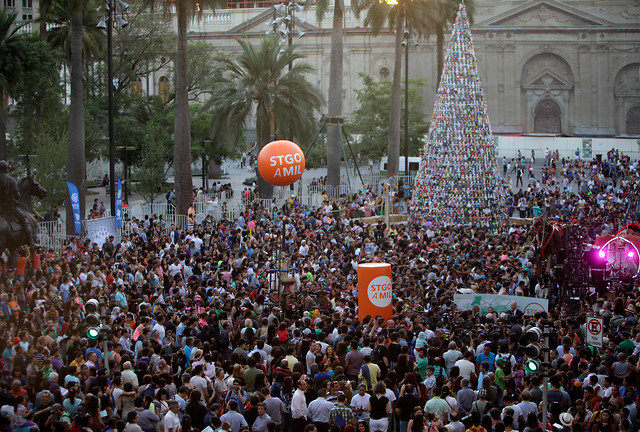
{"left": 121, "top": 361, "right": 139, "bottom": 390}
{"left": 291, "top": 380, "right": 308, "bottom": 430}
{"left": 299, "top": 240, "right": 309, "bottom": 257}
{"left": 307, "top": 388, "right": 334, "bottom": 432}
{"left": 306, "top": 342, "right": 317, "bottom": 375}
{"left": 190, "top": 365, "right": 210, "bottom": 401}
{"left": 443, "top": 342, "right": 462, "bottom": 375}
{"left": 152, "top": 316, "right": 166, "bottom": 341}
{"left": 350, "top": 385, "right": 371, "bottom": 423}
{"left": 169, "top": 258, "right": 182, "bottom": 278}
{"left": 164, "top": 401, "right": 181, "bottom": 432}
{"left": 454, "top": 351, "right": 476, "bottom": 382}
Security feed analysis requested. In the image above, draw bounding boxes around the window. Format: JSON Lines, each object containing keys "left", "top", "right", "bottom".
{"left": 4, "top": 0, "right": 15, "bottom": 7}
{"left": 158, "top": 76, "right": 170, "bottom": 103}
{"left": 131, "top": 78, "right": 143, "bottom": 101}
{"left": 22, "top": 0, "right": 32, "bottom": 7}
{"left": 380, "top": 67, "right": 390, "bottom": 79}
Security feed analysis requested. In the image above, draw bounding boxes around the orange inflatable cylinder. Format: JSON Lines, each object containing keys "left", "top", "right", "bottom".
{"left": 358, "top": 263, "right": 393, "bottom": 320}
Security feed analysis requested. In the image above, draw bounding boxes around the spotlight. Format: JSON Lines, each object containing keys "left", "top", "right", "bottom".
{"left": 598, "top": 249, "right": 606, "bottom": 259}
{"left": 118, "top": 17, "right": 129, "bottom": 28}
{"left": 97, "top": 18, "right": 107, "bottom": 29}
{"left": 628, "top": 250, "right": 635, "bottom": 259}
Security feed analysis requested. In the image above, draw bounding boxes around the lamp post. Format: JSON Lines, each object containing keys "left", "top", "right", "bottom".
{"left": 268, "top": 1, "right": 305, "bottom": 64}
{"left": 116, "top": 145, "right": 136, "bottom": 203}
{"left": 383, "top": 0, "right": 414, "bottom": 175}
{"left": 403, "top": 26, "right": 409, "bottom": 175}
{"left": 98, "top": 0, "right": 129, "bottom": 215}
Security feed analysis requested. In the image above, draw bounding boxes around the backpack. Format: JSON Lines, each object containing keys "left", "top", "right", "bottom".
{"left": 373, "top": 345, "right": 388, "bottom": 370}
{"left": 434, "top": 367, "right": 446, "bottom": 388}
{"left": 332, "top": 410, "right": 346, "bottom": 427}
{"left": 218, "top": 329, "right": 230, "bottom": 350}
{"left": 472, "top": 400, "right": 492, "bottom": 414}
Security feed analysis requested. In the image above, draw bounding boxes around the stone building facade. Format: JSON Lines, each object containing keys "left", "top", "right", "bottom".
{"left": 4, "top": 0, "right": 639, "bottom": 137}
{"left": 184, "top": 0, "right": 640, "bottom": 137}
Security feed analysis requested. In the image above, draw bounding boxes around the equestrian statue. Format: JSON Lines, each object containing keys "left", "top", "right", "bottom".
{"left": 0, "top": 160, "right": 46, "bottom": 250}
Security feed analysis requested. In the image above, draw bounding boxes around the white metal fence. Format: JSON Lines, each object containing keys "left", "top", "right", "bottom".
{"left": 37, "top": 173, "right": 414, "bottom": 251}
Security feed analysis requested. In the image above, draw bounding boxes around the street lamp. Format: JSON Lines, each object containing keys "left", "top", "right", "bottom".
{"left": 382, "top": 0, "right": 417, "bottom": 175}
{"left": 267, "top": 1, "right": 305, "bottom": 70}
{"left": 98, "top": 0, "right": 129, "bottom": 216}
{"left": 401, "top": 27, "right": 418, "bottom": 174}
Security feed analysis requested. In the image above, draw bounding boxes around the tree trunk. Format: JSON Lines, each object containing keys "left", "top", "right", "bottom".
{"left": 207, "top": 159, "right": 222, "bottom": 179}
{"left": 173, "top": 1, "right": 193, "bottom": 216}
{"left": 326, "top": 0, "right": 343, "bottom": 196}
{"left": 0, "top": 103, "right": 6, "bottom": 161}
{"left": 436, "top": 23, "right": 444, "bottom": 87}
{"left": 387, "top": 28, "right": 403, "bottom": 178}
{"left": 256, "top": 103, "right": 274, "bottom": 199}
{"left": 65, "top": 4, "right": 85, "bottom": 236}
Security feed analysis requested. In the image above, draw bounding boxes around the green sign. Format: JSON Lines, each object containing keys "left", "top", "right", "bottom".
{"left": 454, "top": 294, "right": 548, "bottom": 316}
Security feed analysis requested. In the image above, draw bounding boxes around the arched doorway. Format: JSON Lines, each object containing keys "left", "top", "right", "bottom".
{"left": 615, "top": 63, "right": 640, "bottom": 134}
{"left": 627, "top": 107, "right": 640, "bottom": 135}
{"left": 521, "top": 52, "right": 574, "bottom": 134}
{"left": 534, "top": 99, "right": 562, "bottom": 134}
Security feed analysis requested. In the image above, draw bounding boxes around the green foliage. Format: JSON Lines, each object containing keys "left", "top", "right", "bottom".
{"left": 136, "top": 120, "right": 170, "bottom": 203}
{"left": 30, "top": 121, "right": 69, "bottom": 210}
{"left": 185, "top": 41, "right": 219, "bottom": 101}
{"left": 304, "top": 133, "right": 327, "bottom": 168}
{"left": 7, "top": 38, "right": 64, "bottom": 156}
{"left": 208, "top": 36, "right": 324, "bottom": 149}
{"left": 207, "top": 36, "right": 323, "bottom": 197}
{"left": 348, "top": 73, "right": 429, "bottom": 160}
{"left": 108, "top": 5, "right": 175, "bottom": 107}
{"left": 43, "top": 0, "right": 106, "bottom": 62}
{"left": 0, "top": 8, "right": 24, "bottom": 94}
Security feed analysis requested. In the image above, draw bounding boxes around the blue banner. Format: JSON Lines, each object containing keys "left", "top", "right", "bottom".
{"left": 116, "top": 178, "right": 123, "bottom": 229}
{"left": 66, "top": 181, "right": 81, "bottom": 234}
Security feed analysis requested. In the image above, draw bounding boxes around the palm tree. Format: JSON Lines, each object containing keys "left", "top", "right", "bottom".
{"left": 0, "top": 9, "right": 26, "bottom": 161}
{"left": 310, "top": 0, "right": 344, "bottom": 195}
{"left": 353, "top": 0, "right": 438, "bottom": 177}
{"left": 145, "top": 0, "right": 226, "bottom": 217}
{"left": 44, "top": 0, "right": 105, "bottom": 60}
{"left": 43, "top": 0, "right": 104, "bottom": 235}
{"left": 207, "top": 36, "right": 323, "bottom": 198}
{"left": 435, "top": 0, "right": 474, "bottom": 85}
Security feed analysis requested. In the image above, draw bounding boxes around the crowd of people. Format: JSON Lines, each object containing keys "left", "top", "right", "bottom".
{"left": 0, "top": 149, "right": 639, "bottom": 432}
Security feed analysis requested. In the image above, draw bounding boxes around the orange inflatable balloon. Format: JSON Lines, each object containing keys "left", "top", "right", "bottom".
{"left": 257, "top": 140, "right": 305, "bottom": 186}
{"left": 358, "top": 263, "right": 393, "bottom": 320}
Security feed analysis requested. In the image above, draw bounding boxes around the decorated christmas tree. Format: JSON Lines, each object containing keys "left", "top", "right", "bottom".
{"left": 409, "top": 2, "right": 506, "bottom": 228}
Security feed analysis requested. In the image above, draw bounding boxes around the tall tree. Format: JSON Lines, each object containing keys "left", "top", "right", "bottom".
{"left": 0, "top": 9, "right": 25, "bottom": 161}
{"left": 310, "top": 0, "right": 344, "bottom": 195}
{"left": 435, "top": 0, "right": 474, "bottom": 85}
{"left": 207, "top": 36, "right": 323, "bottom": 198}
{"left": 66, "top": 0, "right": 87, "bottom": 235}
{"left": 349, "top": 73, "right": 428, "bottom": 160}
{"left": 353, "top": 0, "right": 438, "bottom": 177}
{"left": 43, "top": 0, "right": 105, "bottom": 234}
{"left": 145, "top": 0, "right": 226, "bottom": 217}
